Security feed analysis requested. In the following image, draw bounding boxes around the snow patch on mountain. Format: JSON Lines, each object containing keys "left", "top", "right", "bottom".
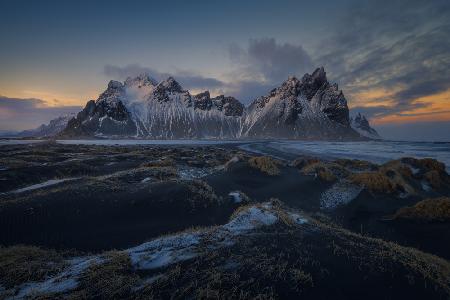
{"left": 17, "top": 114, "right": 75, "bottom": 138}
{"left": 350, "top": 113, "right": 381, "bottom": 139}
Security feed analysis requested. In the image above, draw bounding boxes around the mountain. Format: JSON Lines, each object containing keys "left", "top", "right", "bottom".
{"left": 242, "top": 67, "right": 358, "bottom": 139}
{"left": 350, "top": 113, "right": 381, "bottom": 139}
{"left": 15, "top": 114, "right": 75, "bottom": 138}
{"left": 61, "top": 74, "right": 244, "bottom": 138}
{"left": 60, "top": 67, "right": 363, "bottom": 140}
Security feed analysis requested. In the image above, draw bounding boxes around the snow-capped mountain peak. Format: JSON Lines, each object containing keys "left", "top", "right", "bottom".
{"left": 61, "top": 68, "right": 366, "bottom": 140}
{"left": 124, "top": 73, "right": 157, "bottom": 88}
{"left": 158, "top": 77, "right": 184, "bottom": 93}
{"left": 350, "top": 113, "right": 381, "bottom": 139}
{"left": 300, "top": 66, "right": 328, "bottom": 100}
{"left": 241, "top": 67, "right": 356, "bottom": 139}
{"left": 106, "top": 80, "right": 123, "bottom": 90}
{"left": 17, "top": 113, "right": 76, "bottom": 138}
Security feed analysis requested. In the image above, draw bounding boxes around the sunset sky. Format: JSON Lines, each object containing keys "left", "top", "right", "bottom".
{"left": 1, "top": 0, "right": 449, "bottom": 141}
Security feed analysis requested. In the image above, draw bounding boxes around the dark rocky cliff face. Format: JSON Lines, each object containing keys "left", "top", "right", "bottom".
{"left": 194, "top": 91, "right": 244, "bottom": 117}
{"left": 60, "top": 81, "right": 137, "bottom": 137}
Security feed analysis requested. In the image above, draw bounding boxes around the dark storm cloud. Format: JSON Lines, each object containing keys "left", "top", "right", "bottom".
{"left": 104, "top": 64, "right": 225, "bottom": 91}
{"left": 223, "top": 38, "right": 315, "bottom": 103}
{"left": 0, "top": 96, "right": 81, "bottom": 131}
{"left": 229, "top": 38, "right": 313, "bottom": 83}
{"left": 317, "top": 0, "right": 450, "bottom": 116}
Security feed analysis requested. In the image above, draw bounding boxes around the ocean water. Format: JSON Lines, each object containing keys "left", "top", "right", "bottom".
{"left": 0, "top": 139, "right": 44, "bottom": 145}
{"left": 247, "top": 140, "right": 450, "bottom": 171}
{"left": 55, "top": 139, "right": 242, "bottom": 146}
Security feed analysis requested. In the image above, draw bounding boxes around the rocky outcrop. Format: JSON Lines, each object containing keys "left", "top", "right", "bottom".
{"left": 351, "top": 113, "right": 381, "bottom": 139}
{"left": 242, "top": 67, "right": 357, "bottom": 139}
{"left": 17, "top": 114, "right": 76, "bottom": 138}
{"left": 60, "top": 80, "right": 137, "bottom": 137}
{"left": 193, "top": 92, "right": 244, "bottom": 117}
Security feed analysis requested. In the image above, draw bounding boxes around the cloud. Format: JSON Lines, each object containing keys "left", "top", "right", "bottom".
{"left": 315, "top": 0, "right": 450, "bottom": 118}
{"left": 103, "top": 63, "right": 277, "bottom": 104}
{"left": 0, "top": 96, "right": 81, "bottom": 131}
{"left": 104, "top": 64, "right": 159, "bottom": 81}
{"left": 102, "top": 38, "right": 314, "bottom": 104}
{"left": 103, "top": 64, "right": 225, "bottom": 91}
{"left": 350, "top": 103, "right": 429, "bottom": 120}
{"left": 229, "top": 38, "right": 313, "bottom": 83}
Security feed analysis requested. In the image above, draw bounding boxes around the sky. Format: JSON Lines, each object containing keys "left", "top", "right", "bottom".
{"left": 0, "top": 0, "right": 449, "bottom": 141}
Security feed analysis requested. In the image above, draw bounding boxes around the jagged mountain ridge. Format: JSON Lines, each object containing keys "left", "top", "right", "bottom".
{"left": 62, "top": 75, "right": 243, "bottom": 138}
{"left": 242, "top": 67, "right": 356, "bottom": 139}
{"left": 351, "top": 112, "right": 381, "bottom": 139}
{"left": 16, "top": 114, "right": 75, "bottom": 138}
{"left": 61, "top": 67, "right": 372, "bottom": 140}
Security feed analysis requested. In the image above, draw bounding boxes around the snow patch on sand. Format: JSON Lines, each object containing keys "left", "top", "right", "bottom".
{"left": 421, "top": 180, "right": 432, "bottom": 192}
{"left": 223, "top": 206, "right": 277, "bottom": 234}
{"left": 11, "top": 203, "right": 300, "bottom": 298}
{"left": 320, "top": 180, "right": 363, "bottom": 209}
{"left": 127, "top": 232, "right": 201, "bottom": 270}
{"left": 7, "top": 178, "right": 81, "bottom": 194}
{"left": 12, "top": 256, "right": 101, "bottom": 300}
{"left": 141, "top": 177, "right": 152, "bottom": 183}
{"left": 288, "top": 212, "right": 308, "bottom": 225}
{"left": 229, "top": 191, "right": 243, "bottom": 203}
{"left": 178, "top": 167, "right": 213, "bottom": 180}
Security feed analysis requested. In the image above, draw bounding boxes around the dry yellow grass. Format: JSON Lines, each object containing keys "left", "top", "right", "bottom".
{"left": 317, "top": 168, "right": 337, "bottom": 182}
{"left": 349, "top": 171, "right": 395, "bottom": 193}
{"left": 334, "top": 158, "right": 377, "bottom": 171}
{"left": 394, "top": 197, "right": 450, "bottom": 222}
{"left": 381, "top": 160, "right": 414, "bottom": 179}
{"left": 349, "top": 159, "right": 420, "bottom": 195}
{"left": 185, "top": 180, "right": 221, "bottom": 210}
{"left": 0, "top": 245, "right": 66, "bottom": 289}
{"left": 140, "top": 158, "right": 176, "bottom": 168}
{"left": 417, "top": 158, "right": 446, "bottom": 173}
{"left": 424, "top": 170, "right": 443, "bottom": 189}
{"left": 248, "top": 156, "right": 281, "bottom": 176}
{"left": 301, "top": 161, "right": 349, "bottom": 182}
{"left": 70, "top": 251, "right": 139, "bottom": 299}
{"left": 291, "top": 157, "right": 320, "bottom": 169}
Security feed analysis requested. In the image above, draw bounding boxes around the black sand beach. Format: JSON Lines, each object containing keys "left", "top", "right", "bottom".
{"left": 1, "top": 141, "right": 449, "bottom": 299}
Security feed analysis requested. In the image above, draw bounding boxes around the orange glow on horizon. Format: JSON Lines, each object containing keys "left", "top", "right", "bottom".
{"left": 1, "top": 88, "right": 98, "bottom": 108}
{"left": 369, "top": 89, "right": 450, "bottom": 125}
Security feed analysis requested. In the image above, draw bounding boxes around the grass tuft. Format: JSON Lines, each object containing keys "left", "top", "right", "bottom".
{"left": 424, "top": 170, "right": 443, "bottom": 189}
{"left": 334, "top": 158, "right": 377, "bottom": 171}
{"left": 349, "top": 171, "right": 395, "bottom": 193}
{"left": 394, "top": 197, "right": 450, "bottom": 222}
{"left": 185, "top": 180, "right": 222, "bottom": 211}
{"left": 248, "top": 156, "right": 281, "bottom": 176}
{"left": 70, "top": 251, "right": 139, "bottom": 299}
{"left": 301, "top": 162, "right": 349, "bottom": 182}
{"left": 0, "top": 245, "right": 65, "bottom": 289}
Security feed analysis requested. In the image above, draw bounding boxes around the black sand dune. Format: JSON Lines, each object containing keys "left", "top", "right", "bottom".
{"left": 0, "top": 142, "right": 449, "bottom": 299}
